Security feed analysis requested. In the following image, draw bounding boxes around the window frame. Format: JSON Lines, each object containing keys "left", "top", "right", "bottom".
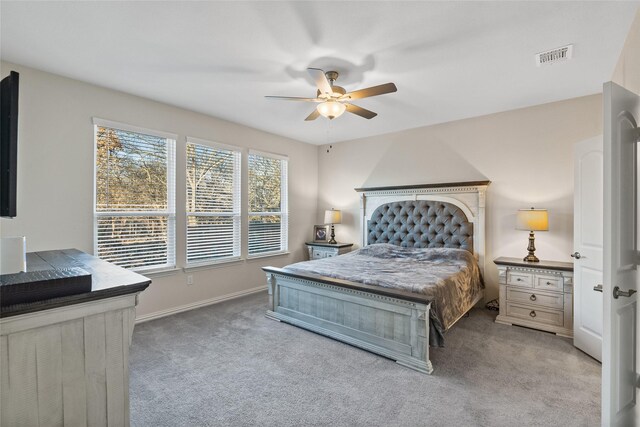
{"left": 185, "top": 137, "right": 242, "bottom": 267}
{"left": 247, "top": 149, "right": 289, "bottom": 258}
{"left": 92, "top": 118, "right": 177, "bottom": 273}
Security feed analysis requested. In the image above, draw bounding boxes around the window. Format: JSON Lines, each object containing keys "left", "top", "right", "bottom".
{"left": 186, "top": 138, "right": 241, "bottom": 264}
{"left": 248, "top": 151, "right": 288, "bottom": 256}
{"left": 94, "top": 119, "right": 176, "bottom": 271}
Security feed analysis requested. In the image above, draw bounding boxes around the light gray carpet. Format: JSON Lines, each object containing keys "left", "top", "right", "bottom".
{"left": 130, "top": 291, "right": 600, "bottom": 427}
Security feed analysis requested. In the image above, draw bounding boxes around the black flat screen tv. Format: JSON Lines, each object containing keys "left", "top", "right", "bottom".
{"left": 1, "top": 71, "right": 19, "bottom": 218}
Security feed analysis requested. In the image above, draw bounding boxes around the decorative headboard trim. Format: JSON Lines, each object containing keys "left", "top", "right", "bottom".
{"left": 354, "top": 180, "right": 491, "bottom": 193}
{"left": 356, "top": 181, "right": 490, "bottom": 276}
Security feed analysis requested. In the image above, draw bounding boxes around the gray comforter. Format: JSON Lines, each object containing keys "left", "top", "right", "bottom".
{"left": 284, "top": 243, "right": 484, "bottom": 346}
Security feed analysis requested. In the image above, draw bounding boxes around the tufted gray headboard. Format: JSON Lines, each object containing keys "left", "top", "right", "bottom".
{"left": 367, "top": 200, "right": 474, "bottom": 252}
{"left": 357, "top": 181, "right": 489, "bottom": 275}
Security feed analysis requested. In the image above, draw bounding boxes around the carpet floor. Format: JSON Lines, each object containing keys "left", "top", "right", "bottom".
{"left": 130, "top": 291, "right": 601, "bottom": 427}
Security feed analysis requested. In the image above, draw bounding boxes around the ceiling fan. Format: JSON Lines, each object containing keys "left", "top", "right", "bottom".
{"left": 266, "top": 68, "right": 397, "bottom": 121}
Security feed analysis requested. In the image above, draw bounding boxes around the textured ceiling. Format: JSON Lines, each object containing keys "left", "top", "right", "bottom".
{"left": 1, "top": 1, "right": 638, "bottom": 144}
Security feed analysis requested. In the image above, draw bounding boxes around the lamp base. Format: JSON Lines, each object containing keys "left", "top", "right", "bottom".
{"left": 523, "top": 230, "right": 540, "bottom": 262}
{"left": 328, "top": 224, "right": 337, "bottom": 244}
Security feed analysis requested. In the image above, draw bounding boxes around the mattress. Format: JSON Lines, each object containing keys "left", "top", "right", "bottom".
{"left": 283, "top": 243, "right": 484, "bottom": 346}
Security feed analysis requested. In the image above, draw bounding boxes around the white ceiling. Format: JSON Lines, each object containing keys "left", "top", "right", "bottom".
{"left": 1, "top": 1, "right": 638, "bottom": 145}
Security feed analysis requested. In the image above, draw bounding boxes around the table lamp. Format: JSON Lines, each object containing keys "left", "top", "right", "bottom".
{"left": 324, "top": 209, "right": 342, "bottom": 244}
{"left": 516, "top": 208, "right": 548, "bottom": 262}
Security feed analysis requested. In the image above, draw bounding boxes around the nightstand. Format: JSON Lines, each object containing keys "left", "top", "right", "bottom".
{"left": 305, "top": 242, "right": 353, "bottom": 260}
{"left": 494, "top": 257, "right": 574, "bottom": 337}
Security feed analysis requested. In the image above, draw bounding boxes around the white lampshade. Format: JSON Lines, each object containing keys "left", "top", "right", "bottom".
{"left": 317, "top": 101, "right": 346, "bottom": 120}
{"left": 324, "top": 209, "right": 342, "bottom": 224}
{"left": 516, "top": 208, "right": 548, "bottom": 231}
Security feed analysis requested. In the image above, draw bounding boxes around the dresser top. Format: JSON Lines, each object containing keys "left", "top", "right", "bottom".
{"left": 1, "top": 249, "right": 151, "bottom": 318}
{"left": 493, "top": 256, "right": 573, "bottom": 272}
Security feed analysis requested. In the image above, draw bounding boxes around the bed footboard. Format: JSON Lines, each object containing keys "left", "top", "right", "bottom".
{"left": 264, "top": 270, "right": 433, "bottom": 374}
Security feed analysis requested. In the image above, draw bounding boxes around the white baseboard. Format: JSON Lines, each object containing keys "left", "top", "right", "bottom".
{"left": 135, "top": 285, "right": 267, "bottom": 324}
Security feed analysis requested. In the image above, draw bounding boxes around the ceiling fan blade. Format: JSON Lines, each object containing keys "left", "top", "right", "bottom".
{"left": 307, "top": 68, "right": 332, "bottom": 95}
{"left": 341, "top": 83, "right": 397, "bottom": 100}
{"left": 345, "top": 103, "right": 377, "bottom": 119}
{"left": 265, "top": 96, "right": 321, "bottom": 102}
{"left": 305, "top": 109, "right": 320, "bottom": 121}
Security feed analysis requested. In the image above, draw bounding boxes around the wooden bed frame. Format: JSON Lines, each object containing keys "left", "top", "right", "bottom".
{"left": 263, "top": 181, "right": 489, "bottom": 374}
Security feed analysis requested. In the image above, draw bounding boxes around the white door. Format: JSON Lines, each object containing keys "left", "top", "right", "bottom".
{"left": 573, "top": 136, "right": 604, "bottom": 361}
{"left": 602, "top": 81, "right": 640, "bottom": 427}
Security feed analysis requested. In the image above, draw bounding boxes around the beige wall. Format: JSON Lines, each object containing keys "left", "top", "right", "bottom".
{"left": 0, "top": 62, "right": 318, "bottom": 318}
{"left": 317, "top": 95, "right": 602, "bottom": 301}
{"left": 612, "top": 8, "right": 640, "bottom": 95}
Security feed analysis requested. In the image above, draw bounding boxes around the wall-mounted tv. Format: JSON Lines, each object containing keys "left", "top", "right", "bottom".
{"left": 1, "top": 71, "right": 19, "bottom": 218}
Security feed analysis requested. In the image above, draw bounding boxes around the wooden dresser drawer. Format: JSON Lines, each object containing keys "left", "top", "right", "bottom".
{"left": 506, "top": 302, "right": 564, "bottom": 327}
{"left": 506, "top": 287, "right": 564, "bottom": 310}
{"left": 534, "top": 274, "right": 563, "bottom": 292}
{"left": 507, "top": 271, "right": 533, "bottom": 287}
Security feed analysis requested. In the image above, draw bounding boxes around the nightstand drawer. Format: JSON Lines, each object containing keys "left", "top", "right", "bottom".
{"left": 494, "top": 257, "right": 573, "bottom": 337}
{"left": 312, "top": 248, "right": 336, "bottom": 259}
{"left": 306, "top": 243, "right": 354, "bottom": 261}
{"left": 506, "top": 287, "right": 563, "bottom": 310}
{"left": 534, "top": 274, "right": 563, "bottom": 292}
{"left": 506, "top": 302, "right": 564, "bottom": 327}
{"left": 507, "top": 271, "right": 533, "bottom": 287}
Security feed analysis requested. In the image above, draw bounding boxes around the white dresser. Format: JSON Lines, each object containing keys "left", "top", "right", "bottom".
{"left": 1, "top": 249, "right": 150, "bottom": 426}
{"left": 305, "top": 242, "right": 353, "bottom": 260}
{"left": 494, "top": 257, "right": 574, "bottom": 337}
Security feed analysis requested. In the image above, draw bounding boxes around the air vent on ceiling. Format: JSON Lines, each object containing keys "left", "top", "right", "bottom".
{"left": 535, "top": 44, "right": 573, "bottom": 67}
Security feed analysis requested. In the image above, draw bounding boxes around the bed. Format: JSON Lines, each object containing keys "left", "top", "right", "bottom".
{"left": 262, "top": 181, "right": 490, "bottom": 374}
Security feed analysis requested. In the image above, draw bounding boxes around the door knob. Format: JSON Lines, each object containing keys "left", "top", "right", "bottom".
{"left": 570, "top": 252, "right": 581, "bottom": 259}
{"left": 613, "top": 286, "right": 637, "bottom": 299}
{"left": 593, "top": 284, "right": 603, "bottom": 293}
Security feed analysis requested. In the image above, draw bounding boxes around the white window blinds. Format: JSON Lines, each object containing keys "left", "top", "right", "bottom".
{"left": 94, "top": 120, "right": 176, "bottom": 271}
{"left": 186, "top": 139, "right": 241, "bottom": 264}
{"left": 248, "top": 151, "right": 288, "bottom": 256}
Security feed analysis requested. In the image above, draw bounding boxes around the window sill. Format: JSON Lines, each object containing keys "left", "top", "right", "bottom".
{"left": 140, "top": 267, "right": 181, "bottom": 278}
{"left": 246, "top": 251, "right": 291, "bottom": 262}
{"left": 183, "top": 258, "right": 244, "bottom": 272}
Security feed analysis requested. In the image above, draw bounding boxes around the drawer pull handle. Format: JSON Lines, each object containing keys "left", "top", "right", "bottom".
{"left": 529, "top": 310, "right": 537, "bottom": 318}
{"left": 530, "top": 294, "right": 537, "bottom": 301}
{"left": 517, "top": 278, "right": 522, "bottom": 282}
{"left": 546, "top": 281, "right": 552, "bottom": 286}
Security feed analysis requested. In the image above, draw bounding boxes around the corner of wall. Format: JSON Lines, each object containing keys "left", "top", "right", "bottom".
{"left": 612, "top": 7, "right": 640, "bottom": 95}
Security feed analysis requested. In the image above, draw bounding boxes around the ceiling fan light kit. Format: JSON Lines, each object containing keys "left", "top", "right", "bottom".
{"left": 317, "top": 101, "right": 346, "bottom": 119}
{"left": 267, "top": 68, "right": 397, "bottom": 121}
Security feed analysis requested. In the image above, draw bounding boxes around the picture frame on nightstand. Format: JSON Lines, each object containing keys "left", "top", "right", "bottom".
{"left": 313, "top": 225, "right": 328, "bottom": 242}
